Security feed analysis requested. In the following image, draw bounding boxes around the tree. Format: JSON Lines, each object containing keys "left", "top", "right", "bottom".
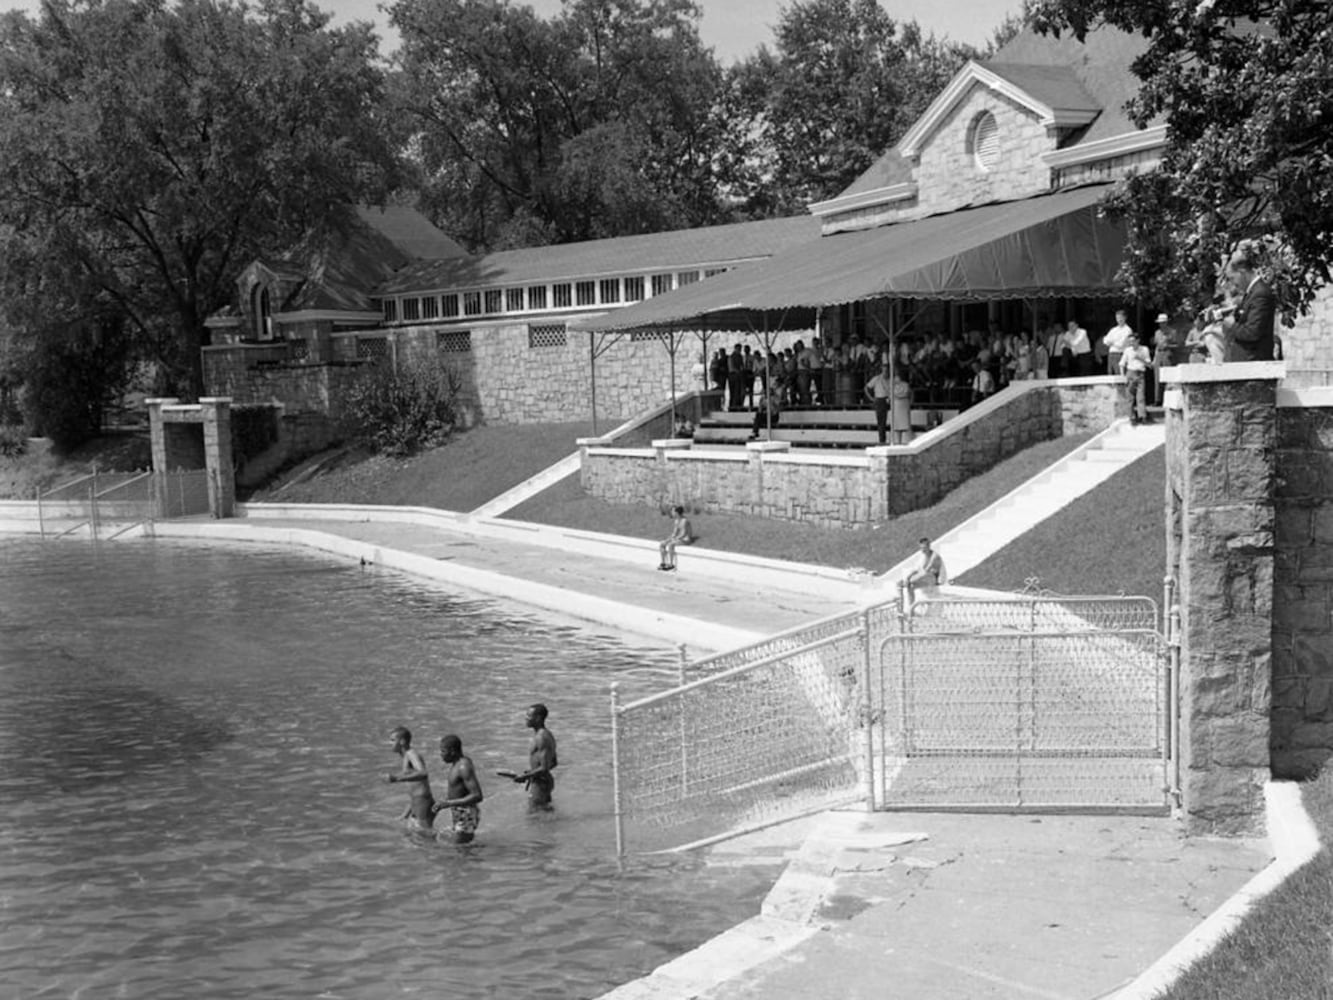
{"left": 727, "top": 0, "right": 978, "bottom": 215}
{"left": 1028, "top": 0, "right": 1333, "bottom": 319}
{"left": 0, "top": 0, "right": 402, "bottom": 398}
{"left": 388, "top": 0, "right": 736, "bottom": 250}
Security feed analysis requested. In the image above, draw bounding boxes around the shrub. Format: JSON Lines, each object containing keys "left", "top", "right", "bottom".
{"left": 0, "top": 424, "right": 25, "bottom": 457}
{"left": 231, "top": 404, "right": 282, "bottom": 464}
{"left": 342, "top": 356, "right": 462, "bottom": 456}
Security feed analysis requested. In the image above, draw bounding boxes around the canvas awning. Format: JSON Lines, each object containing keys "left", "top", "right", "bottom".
{"left": 574, "top": 184, "right": 1125, "bottom": 334}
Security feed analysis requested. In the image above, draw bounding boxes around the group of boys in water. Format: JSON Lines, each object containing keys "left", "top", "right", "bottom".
{"left": 386, "top": 703, "right": 558, "bottom": 843}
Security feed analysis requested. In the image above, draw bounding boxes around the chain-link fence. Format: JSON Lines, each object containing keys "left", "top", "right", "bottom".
{"left": 38, "top": 469, "right": 213, "bottom": 538}
{"left": 872, "top": 629, "right": 1167, "bottom": 811}
{"left": 611, "top": 594, "right": 1171, "bottom": 854}
{"left": 611, "top": 621, "right": 869, "bottom": 855}
{"left": 908, "top": 595, "right": 1159, "bottom": 633}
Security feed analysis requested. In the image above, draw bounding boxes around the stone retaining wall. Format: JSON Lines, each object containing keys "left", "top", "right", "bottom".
{"left": 580, "top": 380, "right": 1122, "bottom": 528}
{"left": 1272, "top": 389, "right": 1333, "bottom": 780}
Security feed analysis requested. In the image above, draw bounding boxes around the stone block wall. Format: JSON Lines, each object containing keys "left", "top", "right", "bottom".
{"left": 1281, "top": 283, "right": 1333, "bottom": 382}
{"left": 580, "top": 380, "right": 1121, "bottom": 528}
{"left": 912, "top": 85, "right": 1053, "bottom": 218}
{"left": 1272, "top": 392, "right": 1333, "bottom": 779}
{"left": 203, "top": 348, "right": 367, "bottom": 419}
{"left": 391, "top": 323, "right": 805, "bottom": 426}
{"left": 1163, "top": 364, "right": 1282, "bottom": 835}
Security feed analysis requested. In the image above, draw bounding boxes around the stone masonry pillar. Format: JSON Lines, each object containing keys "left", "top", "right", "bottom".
{"left": 145, "top": 397, "right": 181, "bottom": 474}
{"left": 200, "top": 397, "right": 235, "bottom": 518}
{"left": 1162, "top": 362, "right": 1284, "bottom": 834}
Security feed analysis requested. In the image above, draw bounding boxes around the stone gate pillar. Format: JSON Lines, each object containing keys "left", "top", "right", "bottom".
{"left": 1162, "top": 362, "right": 1284, "bottom": 834}
{"left": 200, "top": 397, "right": 235, "bottom": 519}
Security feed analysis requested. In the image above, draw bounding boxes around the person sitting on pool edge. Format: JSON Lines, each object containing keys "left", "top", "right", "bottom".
{"left": 432, "top": 734, "right": 483, "bottom": 843}
{"left": 658, "top": 505, "right": 693, "bottom": 571}
{"left": 385, "top": 726, "right": 435, "bottom": 830}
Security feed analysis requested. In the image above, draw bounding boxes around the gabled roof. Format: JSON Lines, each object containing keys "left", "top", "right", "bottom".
{"left": 377, "top": 215, "right": 823, "bottom": 295}
{"left": 982, "top": 25, "right": 1150, "bottom": 146}
{"left": 828, "top": 26, "right": 1152, "bottom": 211}
{"left": 355, "top": 205, "right": 468, "bottom": 261}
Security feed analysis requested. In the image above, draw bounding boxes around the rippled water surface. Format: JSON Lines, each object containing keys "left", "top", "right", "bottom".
{"left": 0, "top": 539, "right": 774, "bottom": 999}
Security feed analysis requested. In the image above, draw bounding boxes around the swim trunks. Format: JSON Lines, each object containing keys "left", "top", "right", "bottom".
{"left": 527, "top": 772, "right": 555, "bottom": 806}
{"left": 451, "top": 805, "right": 480, "bottom": 835}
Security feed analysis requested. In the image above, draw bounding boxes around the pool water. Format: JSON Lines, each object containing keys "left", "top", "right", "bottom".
{"left": 0, "top": 538, "right": 776, "bottom": 999}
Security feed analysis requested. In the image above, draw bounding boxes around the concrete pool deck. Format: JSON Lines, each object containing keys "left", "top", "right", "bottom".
{"left": 1, "top": 508, "right": 1304, "bottom": 998}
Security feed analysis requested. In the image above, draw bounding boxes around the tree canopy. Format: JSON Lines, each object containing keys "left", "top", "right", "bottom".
{"left": 1029, "top": 0, "right": 1333, "bottom": 319}
{"left": 0, "top": 0, "right": 402, "bottom": 397}
{"left": 726, "top": 0, "right": 979, "bottom": 215}
{"left": 388, "top": 0, "right": 736, "bottom": 251}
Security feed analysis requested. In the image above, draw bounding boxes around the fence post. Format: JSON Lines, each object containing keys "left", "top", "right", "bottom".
{"left": 1167, "top": 597, "right": 1183, "bottom": 813}
{"left": 678, "top": 644, "right": 689, "bottom": 799}
{"left": 610, "top": 683, "right": 625, "bottom": 858}
{"left": 861, "top": 608, "right": 875, "bottom": 811}
{"left": 36, "top": 483, "right": 44, "bottom": 539}
{"left": 89, "top": 472, "right": 98, "bottom": 543}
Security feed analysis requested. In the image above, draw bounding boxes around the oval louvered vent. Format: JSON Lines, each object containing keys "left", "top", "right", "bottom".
{"left": 970, "top": 111, "right": 1000, "bottom": 171}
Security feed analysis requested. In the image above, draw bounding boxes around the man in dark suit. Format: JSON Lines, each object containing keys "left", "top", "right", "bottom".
{"left": 1222, "top": 248, "right": 1276, "bottom": 362}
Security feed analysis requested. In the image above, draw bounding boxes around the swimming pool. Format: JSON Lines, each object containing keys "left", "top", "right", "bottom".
{"left": 0, "top": 538, "right": 777, "bottom": 999}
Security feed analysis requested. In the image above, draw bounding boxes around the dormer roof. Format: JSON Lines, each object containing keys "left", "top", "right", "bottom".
{"left": 897, "top": 60, "right": 1101, "bottom": 159}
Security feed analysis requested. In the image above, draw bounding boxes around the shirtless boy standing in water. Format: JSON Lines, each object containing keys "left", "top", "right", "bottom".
{"left": 385, "top": 726, "right": 435, "bottom": 830}
{"left": 432, "top": 735, "right": 484, "bottom": 844}
{"left": 512, "top": 703, "right": 558, "bottom": 810}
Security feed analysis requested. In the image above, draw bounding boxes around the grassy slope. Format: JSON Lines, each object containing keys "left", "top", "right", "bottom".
{"left": 1160, "top": 769, "right": 1333, "bottom": 1000}
{"left": 956, "top": 446, "right": 1168, "bottom": 604}
{"left": 248, "top": 421, "right": 599, "bottom": 511}
{"left": 0, "top": 431, "right": 154, "bottom": 500}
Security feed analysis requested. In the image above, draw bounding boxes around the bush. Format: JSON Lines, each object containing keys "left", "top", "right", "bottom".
{"left": 0, "top": 425, "right": 26, "bottom": 457}
{"left": 231, "top": 404, "right": 282, "bottom": 464}
{"left": 342, "top": 357, "right": 462, "bottom": 456}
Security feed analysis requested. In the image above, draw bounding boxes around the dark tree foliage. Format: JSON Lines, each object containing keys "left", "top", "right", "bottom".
{"left": 726, "top": 0, "right": 978, "bottom": 215}
{"left": 389, "top": 0, "right": 737, "bottom": 251}
{"left": 0, "top": 0, "right": 402, "bottom": 397}
{"left": 1029, "top": 0, "right": 1333, "bottom": 319}
{"left": 21, "top": 309, "right": 138, "bottom": 451}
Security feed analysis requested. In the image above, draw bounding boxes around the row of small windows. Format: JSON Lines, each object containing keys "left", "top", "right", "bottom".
{"left": 380, "top": 268, "right": 728, "bottom": 325}
{"left": 349, "top": 325, "right": 568, "bottom": 359}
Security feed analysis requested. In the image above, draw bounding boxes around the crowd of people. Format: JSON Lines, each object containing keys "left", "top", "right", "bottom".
{"left": 705, "top": 247, "right": 1279, "bottom": 431}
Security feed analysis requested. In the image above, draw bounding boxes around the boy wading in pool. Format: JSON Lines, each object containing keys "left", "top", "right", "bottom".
{"left": 432, "top": 735, "right": 484, "bottom": 843}
{"left": 502, "top": 703, "right": 558, "bottom": 810}
{"left": 385, "top": 726, "right": 435, "bottom": 830}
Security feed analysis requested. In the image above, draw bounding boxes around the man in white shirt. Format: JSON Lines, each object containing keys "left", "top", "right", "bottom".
{"left": 1118, "top": 333, "right": 1152, "bottom": 425}
{"left": 1060, "top": 320, "right": 1094, "bottom": 376}
{"left": 1103, "top": 309, "right": 1134, "bottom": 375}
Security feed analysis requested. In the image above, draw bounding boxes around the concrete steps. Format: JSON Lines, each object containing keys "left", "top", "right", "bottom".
{"left": 876, "top": 419, "right": 1164, "bottom": 592}
{"left": 469, "top": 452, "right": 581, "bottom": 519}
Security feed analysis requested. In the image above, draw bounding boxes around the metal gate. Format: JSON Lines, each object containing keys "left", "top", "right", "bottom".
{"left": 869, "top": 597, "right": 1172, "bottom": 813}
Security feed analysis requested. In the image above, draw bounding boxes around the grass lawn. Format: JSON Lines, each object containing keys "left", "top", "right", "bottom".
{"left": 1158, "top": 769, "right": 1333, "bottom": 1000}
{"left": 956, "top": 447, "right": 1168, "bottom": 605}
{"left": 505, "top": 433, "right": 1099, "bottom": 576}
{"left": 247, "top": 421, "right": 601, "bottom": 510}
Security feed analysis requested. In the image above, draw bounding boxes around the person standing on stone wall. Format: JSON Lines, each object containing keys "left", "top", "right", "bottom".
{"left": 864, "top": 359, "right": 893, "bottom": 444}
{"left": 1222, "top": 247, "right": 1276, "bottom": 363}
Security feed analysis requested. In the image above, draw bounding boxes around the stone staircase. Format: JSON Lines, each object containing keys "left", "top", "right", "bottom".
{"left": 470, "top": 452, "right": 581, "bottom": 519}
{"left": 877, "top": 419, "right": 1165, "bottom": 588}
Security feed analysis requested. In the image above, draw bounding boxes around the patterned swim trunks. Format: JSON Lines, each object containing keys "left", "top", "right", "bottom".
{"left": 451, "top": 805, "right": 480, "bottom": 835}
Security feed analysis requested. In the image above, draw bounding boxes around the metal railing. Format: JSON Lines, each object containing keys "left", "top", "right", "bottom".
{"left": 37, "top": 469, "right": 213, "bottom": 539}
{"left": 610, "top": 592, "right": 1172, "bottom": 855}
